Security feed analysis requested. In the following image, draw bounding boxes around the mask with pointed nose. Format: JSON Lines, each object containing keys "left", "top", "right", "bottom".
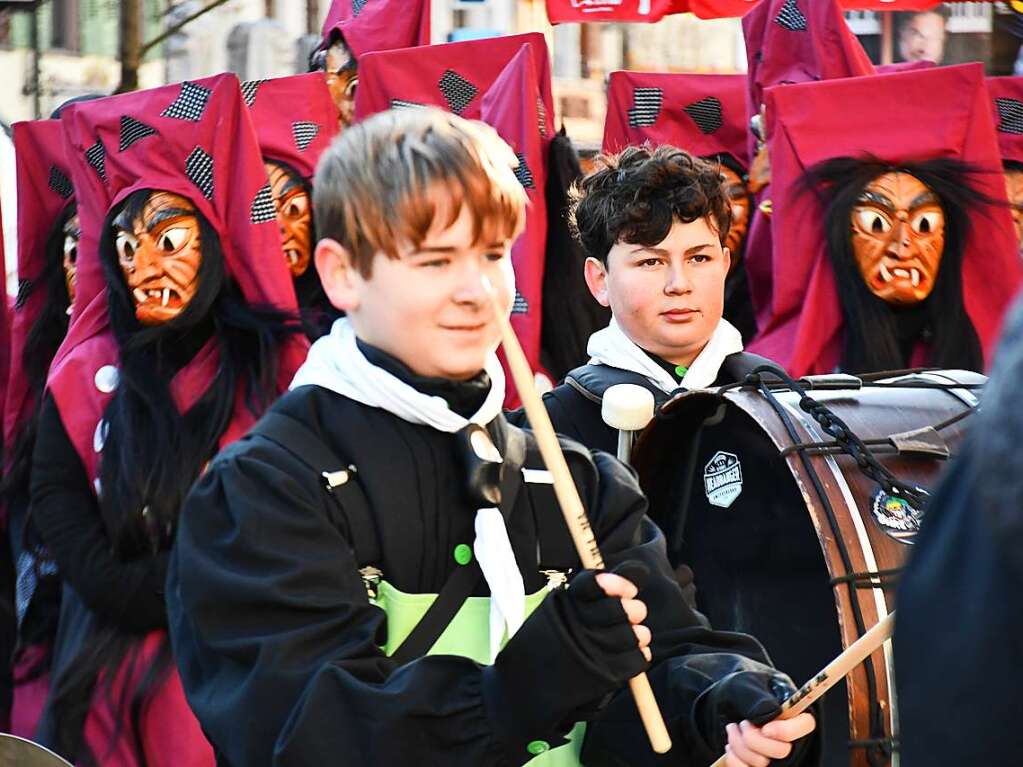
{"left": 264, "top": 160, "right": 312, "bottom": 278}
{"left": 850, "top": 171, "right": 945, "bottom": 305}
{"left": 114, "top": 191, "right": 203, "bottom": 326}
{"left": 62, "top": 210, "right": 80, "bottom": 305}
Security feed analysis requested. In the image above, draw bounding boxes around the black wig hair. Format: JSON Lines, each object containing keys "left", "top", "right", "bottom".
{"left": 802, "top": 156, "right": 987, "bottom": 374}
{"left": 97, "top": 188, "right": 299, "bottom": 557}
{"left": 3, "top": 203, "right": 75, "bottom": 514}
{"left": 49, "top": 188, "right": 300, "bottom": 763}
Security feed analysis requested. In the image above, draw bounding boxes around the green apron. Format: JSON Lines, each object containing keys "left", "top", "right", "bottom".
{"left": 373, "top": 580, "right": 586, "bottom": 765}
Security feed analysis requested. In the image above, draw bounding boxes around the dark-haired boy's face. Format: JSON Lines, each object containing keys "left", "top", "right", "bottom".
{"left": 113, "top": 191, "right": 203, "bottom": 326}
{"left": 585, "top": 217, "right": 729, "bottom": 367}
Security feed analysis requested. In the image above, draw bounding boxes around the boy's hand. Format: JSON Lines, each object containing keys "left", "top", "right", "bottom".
{"left": 724, "top": 714, "right": 816, "bottom": 767}
{"left": 594, "top": 570, "right": 652, "bottom": 662}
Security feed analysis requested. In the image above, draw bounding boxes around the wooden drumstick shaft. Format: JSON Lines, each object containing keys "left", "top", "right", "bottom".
{"left": 708, "top": 612, "right": 896, "bottom": 767}
{"left": 493, "top": 296, "right": 673, "bottom": 755}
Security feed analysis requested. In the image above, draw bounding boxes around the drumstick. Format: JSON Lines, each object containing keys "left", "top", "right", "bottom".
{"left": 708, "top": 612, "right": 896, "bottom": 767}
{"left": 487, "top": 282, "right": 673, "bottom": 754}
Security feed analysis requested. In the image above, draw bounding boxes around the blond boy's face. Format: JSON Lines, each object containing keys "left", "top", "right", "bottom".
{"left": 318, "top": 202, "right": 515, "bottom": 380}
{"left": 585, "top": 217, "right": 730, "bottom": 368}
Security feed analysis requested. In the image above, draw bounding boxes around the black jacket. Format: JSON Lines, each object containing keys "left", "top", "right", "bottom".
{"left": 526, "top": 351, "right": 779, "bottom": 457}
{"left": 167, "top": 383, "right": 816, "bottom": 767}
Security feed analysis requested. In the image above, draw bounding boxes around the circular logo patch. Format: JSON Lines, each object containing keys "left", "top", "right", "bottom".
{"left": 870, "top": 489, "right": 923, "bottom": 544}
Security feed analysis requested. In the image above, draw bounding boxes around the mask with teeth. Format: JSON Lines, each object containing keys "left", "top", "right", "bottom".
{"left": 721, "top": 164, "right": 751, "bottom": 263}
{"left": 850, "top": 171, "right": 945, "bottom": 305}
{"left": 1003, "top": 168, "right": 1023, "bottom": 255}
{"left": 113, "top": 191, "right": 203, "bottom": 326}
{"left": 264, "top": 160, "right": 313, "bottom": 278}
{"left": 63, "top": 211, "right": 80, "bottom": 305}
{"left": 322, "top": 38, "right": 358, "bottom": 128}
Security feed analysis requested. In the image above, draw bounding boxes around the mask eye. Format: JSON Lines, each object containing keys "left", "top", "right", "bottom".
{"left": 158, "top": 227, "right": 189, "bottom": 253}
{"left": 285, "top": 193, "right": 309, "bottom": 219}
{"left": 64, "top": 235, "right": 78, "bottom": 263}
{"left": 115, "top": 231, "right": 139, "bottom": 263}
{"left": 856, "top": 209, "right": 891, "bottom": 234}
{"left": 344, "top": 76, "right": 358, "bottom": 98}
{"left": 911, "top": 211, "right": 942, "bottom": 235}
{"left": 732, "top": 202, "right": 746, "bottom": 220}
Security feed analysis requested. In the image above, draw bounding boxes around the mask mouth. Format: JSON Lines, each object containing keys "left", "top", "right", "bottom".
{"left": 284, "top": 248, "right": 309, "bottom": 275}
{"left": 133, "top": 283, "right": 184, "bottom": 310}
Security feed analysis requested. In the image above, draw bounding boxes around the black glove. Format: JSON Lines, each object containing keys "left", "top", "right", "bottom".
{"left": 482, "top": 561, "right": 651, "bottom": 761}
{"left": 696, "top": 670, "right": 818, "bottom": 765}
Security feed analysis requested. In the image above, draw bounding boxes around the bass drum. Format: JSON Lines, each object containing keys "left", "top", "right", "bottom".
{"left": 632, "top": 370, "right": 983, "bottom": 767}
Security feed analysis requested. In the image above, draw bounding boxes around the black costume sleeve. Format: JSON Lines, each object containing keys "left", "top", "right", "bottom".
{"left": 29, "top": 395, "right": 167, "bottom": 633}
{"left": 169, "top": 431, "right": 814, "bottom": 767}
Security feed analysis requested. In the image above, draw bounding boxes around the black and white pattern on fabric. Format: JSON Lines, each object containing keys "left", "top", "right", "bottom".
{"left": 774, "top": 0, "right": 807, "bottom": 31}
{"left": 628, "top": 87, "right": 663, "bottom": 128}
{"left": 85, "top": 140, "right": 107, "bottom": 182}
{"left": 512, "top": 291, "right": 529, "bottom": 314}
{"left": 250, "top": 183, "right": 276, "bottom": 224}
{"left": 352, "top": 0, "right": 368, "bottom": 16}
{"left": 15, "top": 279, "right": 32, "bottom": 310}
{"left": 537, "top": 97, "right": 548, "bottom": 137}
{"left": 162, "top": 81, "right": 213, "bottom": 122}
{"left": 438, "top": 69, "right": 479, "bottom": 115}
{"left": 996, "top": 98, "right": 1023, "bottom": 135}
{"left": 292, "top": 121, "right": 320, "bottom": 152}
{"left": 118, "top": 115, "right": 158, "bottom": 151}
{"left": 514, "top": 153, "right": 535, "bottom": 189}
{"left": 48, "top": 165, "right": 74, "bottom": 199}
{"left": 390, "top": 98, "right": 428, "bottom": 110}
{"left": 185, "top": 146, "right": 214, "bottom": 199}
{"left": 683, "top": 97, "right": 724, "bottom": 135}
{"left": 241, "top": 79, "right": 267, "bottom": 107}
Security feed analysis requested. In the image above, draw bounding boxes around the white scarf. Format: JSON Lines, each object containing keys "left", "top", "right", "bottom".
{"left": 291, "top": 317, "right": 524, "bottom": 662}
{"left": 587, "top": 316, "right": 745, "bottom": 394}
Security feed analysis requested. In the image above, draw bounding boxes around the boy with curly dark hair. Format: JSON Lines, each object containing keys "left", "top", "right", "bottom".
{"left": 535, "top": 145, "right": 778, "bottom": 454}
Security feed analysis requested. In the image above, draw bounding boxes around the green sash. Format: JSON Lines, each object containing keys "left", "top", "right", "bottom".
{"left": 373, "top": 581, "right": 585, "bottom": 765}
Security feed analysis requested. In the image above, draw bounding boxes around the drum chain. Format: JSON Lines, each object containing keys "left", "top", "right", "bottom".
{"left": 749, "top": 367, "right": 931, "bottom": 510}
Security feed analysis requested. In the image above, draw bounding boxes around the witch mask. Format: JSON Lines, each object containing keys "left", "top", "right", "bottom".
{"left": 1003, "top": 168, "right": 1023, "bottom": 252}
{"left": 265, "top": 160, "right": 312, "bottom": 278}
{"left": 721, "top": 165, "right": 750, "bottom": 260}
{"left": 850, "top": 171, "right": 945, "bottom": 305}
{"left": 323, "top": 38, "right": 358, "bottom": 128}
{"left": 114, "top": 191, "right": 202, "bottom": 326}
{"left": 63, "top": 210, "right": 80, "bottom": 305}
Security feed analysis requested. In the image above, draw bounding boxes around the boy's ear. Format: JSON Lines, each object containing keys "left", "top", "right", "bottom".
{"left": 722, "top": 245, "right": 732, "bottom": 275}
{"left": 315, "top": 238, "right": 361, "bottom": 312}
{"left": 583, "top": 256, "right": 611, "bottom": 308}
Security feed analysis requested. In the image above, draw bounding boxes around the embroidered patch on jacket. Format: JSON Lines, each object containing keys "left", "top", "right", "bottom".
{"left": 628, "top": 87, "right": 663, "bottom": 128}
{"left": 48, "top": 165, "right": 74, "bottom": 199}
{"left": 390, "top": 98, "right": 427, "bottom": 111}
{"left": 185, "top": 146, "right": 214, "bottom": 199}
{"left": 996, "top": 97, "right": 1023, "bottom": 135}
{"left": 119, "top": 115, "right": 158, "bottom": 151}
{"left": 438, "top": 69, "right": 479, "bottom": 115}
{"left": 250, "top": 183, "right": 276, "bottom": 223}
{"left": 292, "top": 121, "right": 320, "bottom": 152}
{"left": 704, "top": 451, "right": 743, "bottom": 508}
{"left": 684, "top": 97, "right": 723, "bottom": 135}
{"left": 241, "top": 79, "right": 267, "bottom": 107}
{"left": 162, "top": 81, "right": 212, "bottom": 122}
{"left": 85, "top": 140, "right": 107, "bottom": 181}
{"left": 514, "top": 153, "right": 535, "bottom": 189}
{"left": 774, "top": 0, "right": 807, "bottom": 31}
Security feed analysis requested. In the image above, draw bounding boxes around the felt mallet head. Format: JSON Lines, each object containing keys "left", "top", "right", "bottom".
{"left": 601, "top": 384, "right": 656, "bottom": 432}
